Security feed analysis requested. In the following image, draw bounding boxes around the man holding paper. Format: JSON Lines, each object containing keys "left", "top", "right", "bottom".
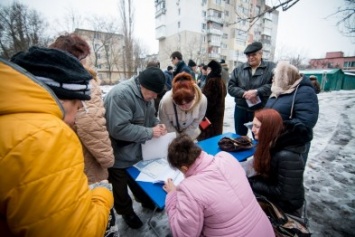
{"left": 104, "top": 67, "right": 167, "bottom": 229}
{"left": 228, "top": 41, "right": 275, "bottom": 135}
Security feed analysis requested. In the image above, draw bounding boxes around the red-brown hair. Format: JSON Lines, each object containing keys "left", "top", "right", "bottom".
{"left": 49, "top": 33, "right": 90, "bottom": 60}
{"left": 253, "top": 109, "right": 284, "bottom": 176}
{"left": 172, "top": 72, "right": 195, "bottom": 105}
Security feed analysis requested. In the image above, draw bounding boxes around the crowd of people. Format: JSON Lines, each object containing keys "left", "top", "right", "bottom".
{"left": 0, "top": 31, "right": 320, "bottom": 236}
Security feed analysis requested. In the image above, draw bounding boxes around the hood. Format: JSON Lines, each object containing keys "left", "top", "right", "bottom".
{"left": 0, "top": 58, "right": 63, "bottom": 118}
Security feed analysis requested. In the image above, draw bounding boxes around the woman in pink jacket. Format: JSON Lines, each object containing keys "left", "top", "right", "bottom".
{"left": 163, "top": 134, "right": 274, "bottom": 237}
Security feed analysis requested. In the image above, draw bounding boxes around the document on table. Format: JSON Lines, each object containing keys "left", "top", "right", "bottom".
{"left": 141, "top": 132, "right": 176, "bottom": 160}
{"left": 136, "top": 132, "right": 184, "bottom": 185}
{"left": 134, "top": 158, "right": 184, "bottom": 185}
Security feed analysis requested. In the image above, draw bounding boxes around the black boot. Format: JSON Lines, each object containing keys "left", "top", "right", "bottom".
{"left": 122, "top": 212, "right": 143, "bottom": 229}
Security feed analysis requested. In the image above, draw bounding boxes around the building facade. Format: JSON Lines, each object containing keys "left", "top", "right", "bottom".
{"left": 309, "top": 51, "right": 355, "bottom": 73}
{"left": 75, "top": 28, "right": 125, "bottom": 84}
{"left": 155, "top": 0, "right": 279, "bottom": 70}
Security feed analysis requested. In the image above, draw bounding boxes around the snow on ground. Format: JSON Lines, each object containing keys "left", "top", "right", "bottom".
{"left": 102, "top": 85, "right": 355, "bottom": 237}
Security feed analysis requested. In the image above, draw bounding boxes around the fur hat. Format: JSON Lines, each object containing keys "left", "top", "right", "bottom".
{"left": 11, "top": 46, "right": 92, "bottom": 100}
{"left": 49, "top": 34, "right": 91, "bottom": 60}
{"left": 138, "top": 67, "right": 166, "bottom": 93}
{"left": 207, "top": 60, "right": 222, "bottom": 78}
{"left": 244, "top": 42, "right": 263, "bottom": 54}
{"left": 188, "top": 59, "right": 197, "bottom": 67}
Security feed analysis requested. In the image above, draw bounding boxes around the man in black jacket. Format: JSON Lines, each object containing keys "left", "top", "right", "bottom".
{"left": 228, "top": 42, "right": 275, "bottom": 135}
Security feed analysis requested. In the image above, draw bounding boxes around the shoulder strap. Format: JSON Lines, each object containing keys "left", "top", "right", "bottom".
{"left": 173, "top": 103, "right": 181, "bottom": 133}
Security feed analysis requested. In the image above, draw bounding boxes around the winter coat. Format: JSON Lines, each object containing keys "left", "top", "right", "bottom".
{"left": 104, "top": 77, "right": 159, "bottom": 168}
{"left": 0, "top": 59, "right": 113, "bottom": 237}
{"left": 248, "top": 121, "right": 312, "bottom": 213}
{"left": 265, "top": 76, "right": 319, "bottom": 129}
{"left": 158, "top": 84, "right": 207, "bottom": 140}
{"left": 173, "top": 60, "right": 194, "bottom": 78}
{"left": 74, "top": 67, "right": 114, "bottom": 184}
{"left": 228, "top": 60, "right": 275, "bottom": 111}
{"left": 197, "top": 75, "right": 227, "bottom": 141}
{"left": 163, "top": 70, "right": 173, "bottom": 90}
{"left": 165, "top": 151, "right": 274, "bottom": 237}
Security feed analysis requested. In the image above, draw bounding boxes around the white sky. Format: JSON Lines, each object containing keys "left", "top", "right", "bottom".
{"left": 4, "top": 0, "right": 355, "bottom": 59}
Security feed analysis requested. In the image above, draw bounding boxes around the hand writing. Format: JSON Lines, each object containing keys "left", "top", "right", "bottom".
{"left": 163, "top": 178, "right": 176, "bottom": 193}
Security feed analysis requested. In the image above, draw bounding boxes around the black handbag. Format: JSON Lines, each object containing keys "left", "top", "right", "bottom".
{"left": 257, "top": 196, "right": 311, "bottom": 237}
{"left": 218, "top": 136, "right": 253, "bottom": 152}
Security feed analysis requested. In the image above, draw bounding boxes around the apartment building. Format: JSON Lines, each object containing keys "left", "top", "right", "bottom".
{"left": 155, "top": 0, "right": 279, "bottom": 70}
{"left": 75, "top": 28, "right": 125, "bottom": 84}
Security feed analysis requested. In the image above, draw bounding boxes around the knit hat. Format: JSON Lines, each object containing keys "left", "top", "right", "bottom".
{"left": 188, "top": 59, "right": 197, "bottom": 67}
{"left": 207, "top": 60, "right": 222, "bottom": 78}
{"left": 11, "top": 46, "right": 92, "bottom": 100}
{"left": 138, "top": 67, "right": 166, "bottom": 93}
{"left": 244, "top": 42, "right": 263, "bottom": 54}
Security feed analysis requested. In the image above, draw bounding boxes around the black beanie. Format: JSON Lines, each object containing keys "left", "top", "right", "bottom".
{"left": 138, "top": 67, "right": 166, "bottom": 93}
{"left": 11, "top": 46, "right": 92, "bottom": 100}
{"left": 188, "top": 59, "right": 197, "bottom": 67}
{"left": 207, "top": 60, "right": 222, "bottom": 78}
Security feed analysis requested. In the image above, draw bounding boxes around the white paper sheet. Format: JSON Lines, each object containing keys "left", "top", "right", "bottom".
{"left": 141, "top": 132, "right": 176, "bottom": 160}
{"left": 246, "top": 96, "right": 261, "bottom": 107}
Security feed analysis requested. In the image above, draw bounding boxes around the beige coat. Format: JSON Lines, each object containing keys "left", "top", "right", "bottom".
{"left": 158, "top": 84, "right": 207, "bottom": 140}
{"left": 75, "top": 68, "right": 114, "bottom": 184}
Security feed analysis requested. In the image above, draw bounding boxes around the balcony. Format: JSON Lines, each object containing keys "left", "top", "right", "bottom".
{"left": 155, "top": 25, "right": 166, "bottom": 40}
{"left": 206, "top": 28, "right": 223, "bottom": 35}
{"left": 206, "top": 16, "right": 224, "bottom": 24}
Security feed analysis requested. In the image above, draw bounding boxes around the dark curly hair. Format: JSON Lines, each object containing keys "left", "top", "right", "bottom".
{"left": 167, "top": 134, "right": 202, "bottom": 169}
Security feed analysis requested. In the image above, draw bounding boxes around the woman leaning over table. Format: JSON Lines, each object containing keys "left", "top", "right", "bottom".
{"left": 158, "top": 72, "right": 207, "bottom": 140}
{"left": 163, "top": 134, "right": 274, "bottom": 237}
{"left": 248, "top": 108, "right": 312, "bottom": 216}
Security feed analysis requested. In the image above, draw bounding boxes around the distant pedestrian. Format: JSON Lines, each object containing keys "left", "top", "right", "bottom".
{"left": 170, "top": 51, "right": 194, "bottom": 78}
{"left": 309, "top": 75, "right": 321, "bottom": 94}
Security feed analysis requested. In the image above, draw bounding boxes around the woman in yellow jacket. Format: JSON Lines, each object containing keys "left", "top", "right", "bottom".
{"left": 0, "top": 47, "right": 113, "bottom": 237}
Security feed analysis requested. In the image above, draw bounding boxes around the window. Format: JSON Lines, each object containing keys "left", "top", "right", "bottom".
{"left": 223, "top": 33, "right": 228, "bottom": 39}
{"left": 202, "top": 23, "right": 206, "bottom": 30}
{"left": 178, "top": 21, "right": 180, "bottom": 28}
{"left": 202, "top": 11, "right": 206, "bottom": 17}
{"left": 225, "top": 10, "right": 229, "bottom": 16}
{"left": 178, "top": 8, "right": 180, "bottom": 15}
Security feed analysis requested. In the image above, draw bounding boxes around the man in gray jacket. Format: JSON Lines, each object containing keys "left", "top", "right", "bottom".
{"left": 104, "top": 67, "right": 167, "bottom": 229}
{"left": 228, "top": 42, "right": 275, "bottom": 135}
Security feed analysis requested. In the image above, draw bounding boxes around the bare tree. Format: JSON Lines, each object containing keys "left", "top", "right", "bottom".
{"left": 0, "top": 2, "right": 49, "bottom": 58}
{"left": 84, "top": 16, "right": 123, "bottom": 84}
{"left": 227, "top": 0, "right": 300, "bottom": 31}
{"left": 61, "top": 8, "right": 85, "bottom": 33}
{"left": 118, "top": 0, "right": 135, "bottom": 78}
{"left": 328, "top": 0, "right": 355, "bottom": 39}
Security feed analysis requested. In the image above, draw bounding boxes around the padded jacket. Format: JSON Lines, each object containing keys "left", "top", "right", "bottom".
{"left": 228, "top": 59, "right": 275, "bottom": 111}
{"left": 74, "top": 68, "right": 114, "bottom": 184}
{"left": 166, "top": 151, "right": 274, "bottom": 237}
{"left": 248, "top": 121, "right": 313, "bottom": 213}
{"left": 0, "top": 59, "right": 113, "bottom": 237}
{"left": 104, "top": 77, "right": 159, "bottom": 168}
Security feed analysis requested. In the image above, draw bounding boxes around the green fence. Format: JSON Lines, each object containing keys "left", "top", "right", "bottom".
{"left": 300, "top": 69, "right": 355, "bottom": 91}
